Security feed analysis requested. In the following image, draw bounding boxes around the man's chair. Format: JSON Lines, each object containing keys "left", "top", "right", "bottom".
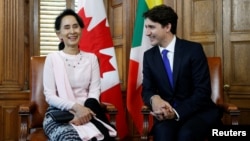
{"left": 18, "top": 56, "right": 118, "bottom": 141}
{"left": 141, "top": 57, "right": 240, "bottom": 141}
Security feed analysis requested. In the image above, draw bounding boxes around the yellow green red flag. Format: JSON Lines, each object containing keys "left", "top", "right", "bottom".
{"left": 127, "top": 0, "right": 163, "bottom": 134}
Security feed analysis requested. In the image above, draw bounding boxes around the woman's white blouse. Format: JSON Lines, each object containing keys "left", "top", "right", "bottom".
{"left": 43, "top": 50, "right": 101, "bottom": 110}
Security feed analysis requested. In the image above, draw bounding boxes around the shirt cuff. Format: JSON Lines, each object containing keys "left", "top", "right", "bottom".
{"left": 173, "top": 108, "right": 180, "bottom": 121}
{"left": 150, "top": 96, "right": 153, "bottom": 105}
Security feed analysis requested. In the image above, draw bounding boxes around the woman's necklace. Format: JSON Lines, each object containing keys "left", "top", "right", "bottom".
{"left": 64, "top": 52, "right": 83, "bottom": 68}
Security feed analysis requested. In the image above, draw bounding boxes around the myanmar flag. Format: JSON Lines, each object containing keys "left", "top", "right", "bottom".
{"left": 127, "top": 0, "right": 163, "bottom": 134}
{"left": 77, "top": 0, "right": 128, "bottom": 139}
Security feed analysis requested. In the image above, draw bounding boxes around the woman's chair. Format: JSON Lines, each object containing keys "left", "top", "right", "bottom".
{"left": 18, "top": 56, "right": 118, "bottom": 141}
{"left": 141, "top": 57, "right": 240, "bottom": 141}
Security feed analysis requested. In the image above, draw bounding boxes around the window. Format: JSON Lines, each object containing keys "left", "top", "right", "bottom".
{"left": 39, "top": 0, "right": 78, "bottom": 55}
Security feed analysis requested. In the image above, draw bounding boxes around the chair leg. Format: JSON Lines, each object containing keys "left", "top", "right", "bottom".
{"left": 109, "top": 113, "right": 119, "bottom": 140}
{"left": 141, "top": 113, "right": 150, "bottom": 141}
{"left": 19, "top": 108, "right": 30, "bottom": 141}
{"left": 230, "top": 110, "right": 240, "bottom": 125}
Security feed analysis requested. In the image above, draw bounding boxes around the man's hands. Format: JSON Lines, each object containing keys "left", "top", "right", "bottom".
{"left": 151, "top": 95, "right": 176, "bottom": 121}
{"left": 70, "top": 103, "right": 95, "bottom": 126}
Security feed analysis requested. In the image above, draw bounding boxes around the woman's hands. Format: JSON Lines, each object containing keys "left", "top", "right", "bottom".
{"left": 70, "top": 103, "right": 95, "bottom": 125}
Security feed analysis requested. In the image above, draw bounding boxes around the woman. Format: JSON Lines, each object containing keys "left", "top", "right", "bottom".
{"left": 43, "top": 9, "right": 116, "bottom": 141}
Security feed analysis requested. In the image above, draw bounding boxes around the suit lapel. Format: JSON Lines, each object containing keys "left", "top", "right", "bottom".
{"left": 151, "top": 39, "right": 185, "bottom": 91}
{"left": 153, "top": 46, "right": 166, "bottom": 76}
{"left": 173, "top": 38, "right": 185, "bottom": 90}
{"left": 152, "top": 46, "right": 173, "bottom": 90}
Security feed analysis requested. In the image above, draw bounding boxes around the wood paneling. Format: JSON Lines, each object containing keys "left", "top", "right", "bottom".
{"left": 182, "top": 0, "right": 223, "bottom": 57}
{"left": 181, "top": 0, "right": 250, "bottom": 125}
{"left": 223, "top": 0, "right": 250, "bottom": 125}
{"left": 0, "top": 92, "right": 29, "bottom": 141}
{"left": 0, "top": 0, "right": 29, "bottom": 91}
{"left": 106, "top": 0, "right": 135, "bottom": 91}
{"left": 0, "top": 0, "right": 30, "bottom": 141}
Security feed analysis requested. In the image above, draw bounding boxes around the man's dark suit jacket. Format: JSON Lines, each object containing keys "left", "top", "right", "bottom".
{"left": 142, "top": 37, "right": 220, "bottom": 123}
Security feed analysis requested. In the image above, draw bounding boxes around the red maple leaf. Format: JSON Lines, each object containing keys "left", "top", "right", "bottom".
{"left": 78, "top": 8, "right": 115, "bottom": 77}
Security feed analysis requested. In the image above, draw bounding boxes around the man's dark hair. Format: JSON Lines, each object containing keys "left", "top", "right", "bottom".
{"left": 143, "top": 4, "right": 178, "bottom": 34}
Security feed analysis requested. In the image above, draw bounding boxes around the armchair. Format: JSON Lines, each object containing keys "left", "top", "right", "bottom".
{"left": 19, "top": 56, "right": 118, "bottom": 141}
{"left": 141, "top": 57, "right": 240, "bottom": 141}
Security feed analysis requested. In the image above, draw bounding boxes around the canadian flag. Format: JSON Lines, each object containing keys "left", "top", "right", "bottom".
{"left": 77, "top": 0, "right": 128, "bottom": 139}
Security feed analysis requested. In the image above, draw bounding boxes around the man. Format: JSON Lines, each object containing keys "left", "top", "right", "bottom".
{"left": 142, "top": 4, "right": 221, "bottom": 141}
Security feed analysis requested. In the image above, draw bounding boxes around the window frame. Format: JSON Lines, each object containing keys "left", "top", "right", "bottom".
{"left": 32, "top": 0, "right": 77, "bottom": 56}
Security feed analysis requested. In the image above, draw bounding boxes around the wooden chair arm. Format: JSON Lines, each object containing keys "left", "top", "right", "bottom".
{"left": 142, "top": 105, "right": 151, "bottom": 114}
{"left": 101, "top": 102, "right": 118, "bottom": 113}
{"left": 19, "top": 104, "right": 32, "bottom": 141}
{"left": 19, "top": 104, "right": 31, "bottom": 115}
{"left": 100, "top": 102, "right": 118, "bottom": 140}
{"left": 217, "top": 103, "right": 240, "bottom": 125}
{"left": 141, "top": 105, "right": 151, "bottom": 141}
{"left": 19, "top": 102, "right": 38, "bottom": 141}
{"left": 217, "top": 102, "right": 238, "bottom": 111}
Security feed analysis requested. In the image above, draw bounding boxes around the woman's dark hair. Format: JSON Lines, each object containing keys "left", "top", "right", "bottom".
{"left": 143, "top": 4, "right": 178, "bottom": 34}
{"left": 54, "top": 9, "right": 84, "bottom": 50}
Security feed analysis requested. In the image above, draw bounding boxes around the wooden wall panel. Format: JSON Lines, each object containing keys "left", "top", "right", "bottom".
{"left": 182, "top": 0, "right": 223, "bottom": 58}
{"left": 193, "top": 1, "right": 214, "bottom": 33}
{"left": 223, "top": 0, "right": 250, "bottom": 125}
{"left": 0, "top": 0, "right": 29, "bottom": 91}
{"left": 181, "top": 0, "right": 250, "bottom": 125}
{"left": 3, "top": 106, "right": 19, "bottom": 141}
{"left": 0, "top": 92, "right": 29, "bottom": 141}
{"left": 202, "top": 42, "right": 216, "bottom": 57}
{"left": 231, "top": 43, "right": 250, "bottom": 85}
{"left": 108, "top": 2, "right": 125, "bottom": 89}
{"left": 0, "top": 0, "right": 3, "bottom": 83}
{"left": 106, "top": 0, "right": 134, "bottom": 91}
{"left": 0, "top": 0, "right": 30, "bottom": 141}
